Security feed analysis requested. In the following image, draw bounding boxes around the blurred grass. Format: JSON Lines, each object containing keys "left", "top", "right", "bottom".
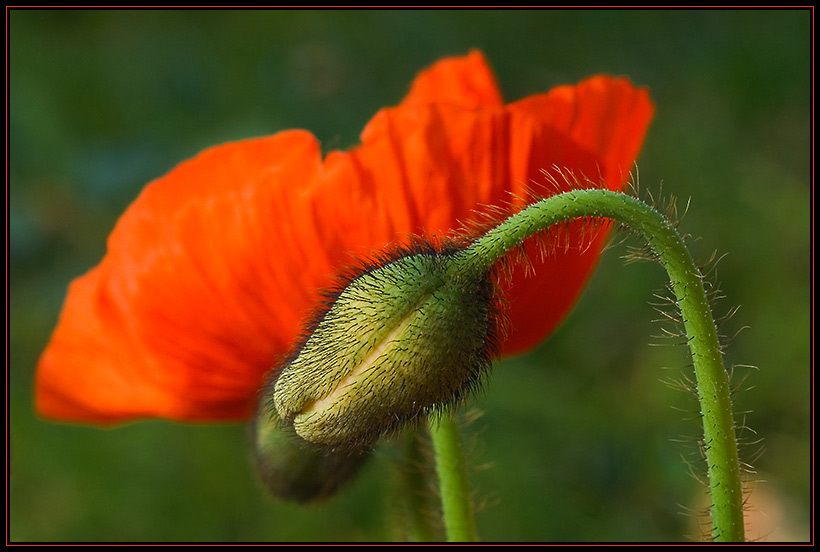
{"left": 9, "top": 9, "right": 811, "bottom": 542}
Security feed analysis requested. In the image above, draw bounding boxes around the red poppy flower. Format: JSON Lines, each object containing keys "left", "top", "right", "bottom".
{"left": 35, "top": 50, "right": 654, "bottom": 425}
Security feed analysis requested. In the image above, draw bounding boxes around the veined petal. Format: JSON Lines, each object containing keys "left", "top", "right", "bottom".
{"left": 36, "top": 52, "right": 654, "bottom": 424}
{"left": 500, "top": 76, "right": 655, "bottom": 354}
{"left": 313, "top": 76, "right": 654, "bottom": 356}
{"left": 37, "top": 131, "right": 330, "bottom": 422}
{"left": 400, "top": 49, "right": 505, "bottom": 109}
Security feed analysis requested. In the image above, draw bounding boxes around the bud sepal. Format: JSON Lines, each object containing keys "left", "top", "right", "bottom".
{"left": 252, "top": 405, "right": 371, "bottom": 502}
{"left": 271, "top": 244, "right": 499, "bottom": 449}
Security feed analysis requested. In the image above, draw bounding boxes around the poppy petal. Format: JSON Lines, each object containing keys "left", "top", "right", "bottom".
{"left": 37, "top": 131, "right": 331, "bottom": 422}
{"left": 401, "top": 49, "right": 505, "bottom": 109}
{"left": 311, "top": 76, "right": 654, "bottom": 355}
{"left": 499, "top": 76, "right": 655, "bottom": 354}
{"left": 36, "top": 52, "right": 653, "bottom": 424}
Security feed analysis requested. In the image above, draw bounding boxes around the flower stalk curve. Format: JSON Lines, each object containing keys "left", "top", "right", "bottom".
{"left": 448, "top": 188, "right": 744, "bottom": 542}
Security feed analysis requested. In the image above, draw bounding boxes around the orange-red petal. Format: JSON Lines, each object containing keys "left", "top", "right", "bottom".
{"left": 401, "top": 49, "right": 505, "bottom": 109}
{"left": 499, "top": 76, "right": 655, "bottom": 353}
{"left": 36, "top": 51, "right": 654, "bottom": 424}
{"left": 37, "top": 131, "right": 330, "bottom": 422}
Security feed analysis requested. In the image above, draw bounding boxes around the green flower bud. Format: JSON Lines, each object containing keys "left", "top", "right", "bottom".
{"left": 273, "top": 247, "right": 497, "bottom": 448}
{"left": 252, "top": 406, "right": 370, "bottom": 502}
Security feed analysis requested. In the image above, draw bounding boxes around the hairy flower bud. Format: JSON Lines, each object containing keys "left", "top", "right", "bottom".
{"left": 253, "top": 407, "right": 370, "bottom": 502}
{"left": 272, "top": 248, "right": 497, "bottom": 448}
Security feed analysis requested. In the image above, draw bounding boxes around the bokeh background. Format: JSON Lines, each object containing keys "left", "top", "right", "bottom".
{"left": 9, "top": 9, "right": 811, "bottom": 542}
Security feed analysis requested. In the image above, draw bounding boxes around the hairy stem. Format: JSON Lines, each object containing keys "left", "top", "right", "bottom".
{"left": 396, "top": 429, "right": 437, "bottom": 542}
{"left": 455, "top": 189, "right": 744, "bottom": 541}
{"left": 429, "top": 414, "right": 477, "bottom": 542}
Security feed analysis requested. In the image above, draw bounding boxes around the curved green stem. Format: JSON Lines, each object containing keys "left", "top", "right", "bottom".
{"left": 453, "top": 189, "right": 744, "bottom": 541}
{"left": 429, "top": 414, "right": 477, "bottom": 542}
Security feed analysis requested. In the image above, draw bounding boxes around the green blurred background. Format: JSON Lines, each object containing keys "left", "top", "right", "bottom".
{"left": 9, "top": 9, "right": 810, "bottom": 542}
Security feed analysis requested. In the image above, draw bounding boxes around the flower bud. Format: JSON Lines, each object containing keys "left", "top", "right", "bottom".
{"left": 273, "top": 249, "right": 497, "bottom": 448}
{"left": 253, "top": 406, "right": 370, "bottom": 502}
